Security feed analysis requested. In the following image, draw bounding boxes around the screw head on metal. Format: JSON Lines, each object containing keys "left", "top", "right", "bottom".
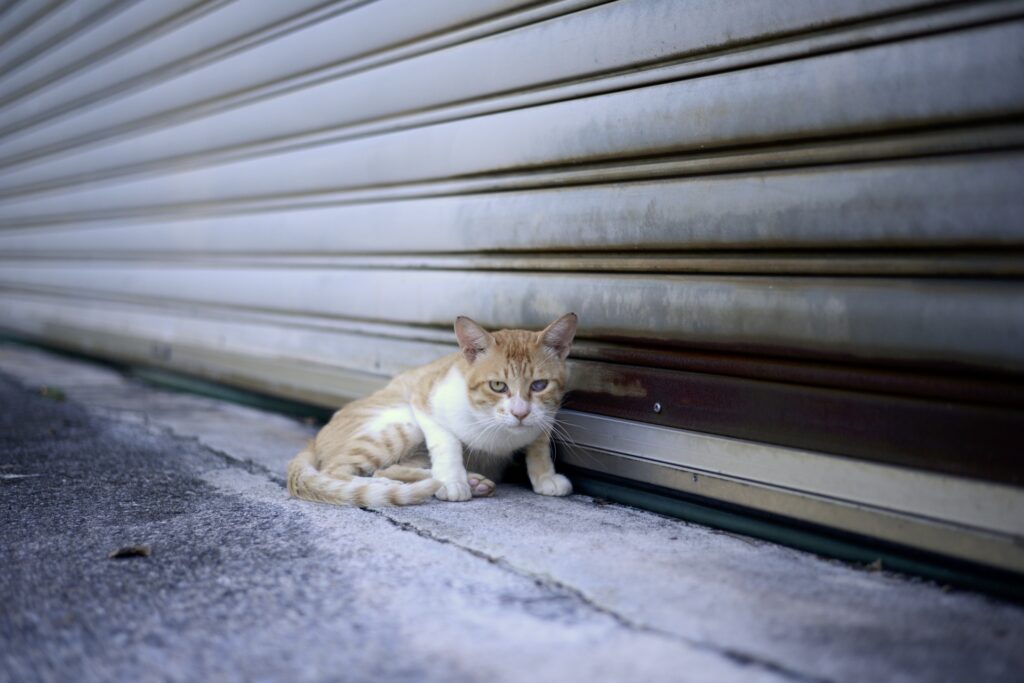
{"left": 653, "top": 402, "right": 662, "bottom": 413}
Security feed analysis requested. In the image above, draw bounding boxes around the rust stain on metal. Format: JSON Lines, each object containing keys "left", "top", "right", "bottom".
{"left": 567, "top": 361, "right": 647, "bottom": 398}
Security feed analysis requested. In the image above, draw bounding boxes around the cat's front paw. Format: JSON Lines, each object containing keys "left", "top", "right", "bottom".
{"left": 532, "top": 473, "right": 572, "bottom": 497}
{"left": 434, "top": 479, "right": 473, "bottom": 502}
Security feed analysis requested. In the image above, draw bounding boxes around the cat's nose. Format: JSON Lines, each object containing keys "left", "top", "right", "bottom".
{"left": 510, "top": 398, "right": 531, "bottom": 421}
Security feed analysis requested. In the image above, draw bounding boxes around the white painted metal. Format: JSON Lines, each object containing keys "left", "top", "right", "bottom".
{"left": 2, "top": 261, "right": 1024, "bottom": 371}
{"left": 1, "top": 154, "right": 1020, "bottom": 248}
{"left": 2, "top": 21, "right": 1022, "bottom": 218}
{"left": 0, "top": 1, "right": 354, "bottom": 137}
{"left": 0, "top": 0, "right": 963, "bottom": 183}
{"left": 0, "top": 0, "right": 124, "bottom": 82}
{"left": 0, "top": 0, "right": 207, "bottom": 104}
{"left": 0, "top": 0, "right": 595, "bottom": 159}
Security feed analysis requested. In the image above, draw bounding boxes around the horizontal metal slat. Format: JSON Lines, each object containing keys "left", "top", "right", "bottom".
{"left": 0, "top": 0, "right": 125, "bottom": 81}
{"left": 1, "top": 153, "right": 1021, "bottom": 250}
{"left": 0, "top": 291, "right": 446, "bottom": 382}
{"left": 0, "top": 0, "right": 64, "bottom": 48}
{"left": 0, "top": 291, "right": 395, "bottom": 409}
{"left": 0, "top": 20, "right": 1020, "bottom": 220}
{"left": 4, "top": 124, "right": 1022, "bottom": 228}
{"left": 0, "top": 0, "right": 210, "bottom": 105}
{"left": 0, "top": 0, "right": 353, "bottom": 132}
{"left": 4, "top": 253, "right": 1024, "bottom": 278}
{"left": 1, "top": 263, "right": 1022, "bottom": 373}
{"left": 5, "top": 286, "right": 1022, "bottom": 407}
{"left": 0, "top": 0, "right": 593, "bottom": 158}
{"left": 0, "top": 0, "right": 966, "bottom": 189}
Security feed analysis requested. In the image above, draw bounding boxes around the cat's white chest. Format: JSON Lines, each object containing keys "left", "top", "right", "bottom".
{"left": 429, "top": 366, "right": 540, "bottom": 455}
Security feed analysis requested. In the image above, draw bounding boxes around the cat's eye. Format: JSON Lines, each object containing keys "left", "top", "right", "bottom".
{"left": 530, "top": 379, "right": 549, "bottom": 392}
{"left": 488, "top": 380, "right": 508, "bottom": 393}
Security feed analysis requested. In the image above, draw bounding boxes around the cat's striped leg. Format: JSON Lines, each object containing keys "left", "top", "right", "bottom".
{"left": 525, "top": 433, "right": 572, "bottom": 496}
{"left": 289, "top": 440, "right": 440, "bottom": 507}
{"left": 374, "top": 465, "right": 432, "bottom": 482}
{"left": 319, "top": 422, "right": 415, "bottom": 480}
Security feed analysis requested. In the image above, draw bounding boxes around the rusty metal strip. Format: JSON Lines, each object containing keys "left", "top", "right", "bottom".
{"left": 565, "top": 361, "right": 1024, "bottom": 486}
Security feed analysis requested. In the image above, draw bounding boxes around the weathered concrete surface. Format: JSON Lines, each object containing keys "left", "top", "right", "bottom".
{"left": 1, "top": 343, "right": 1022, "bottom": 683}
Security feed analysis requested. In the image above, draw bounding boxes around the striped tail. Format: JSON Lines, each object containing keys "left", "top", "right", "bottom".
{"left": 287, "top": 446, "right": 440, "bottom": 506}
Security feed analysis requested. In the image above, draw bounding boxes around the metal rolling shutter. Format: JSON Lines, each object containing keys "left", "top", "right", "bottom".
{"left": 1, "top": 1, "right": 1022, "bottom": 573}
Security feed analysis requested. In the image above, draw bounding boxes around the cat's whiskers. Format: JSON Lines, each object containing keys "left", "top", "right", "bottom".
{"left": 464, "top": 423, "right": 494, "bottom": 452}
{"left": 464, "top": 417, "right": 503, "bottom": 453}
{"left": 461, "top": 416, "right": 497, "bottom": 435}
{"left": 542, "top": 416, "right": 602, "bottom": 469}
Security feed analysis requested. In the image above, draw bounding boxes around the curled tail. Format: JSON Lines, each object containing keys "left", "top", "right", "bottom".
{"left": 287, "top": 445, "right": 440, "bottom": 507}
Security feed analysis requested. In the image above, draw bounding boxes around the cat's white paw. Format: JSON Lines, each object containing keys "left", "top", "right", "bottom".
{"left": 434, "top": 479, "right": 473, "bottom": 502}
{"left": 532, "top": 473, "right": 572, "bottom": 497}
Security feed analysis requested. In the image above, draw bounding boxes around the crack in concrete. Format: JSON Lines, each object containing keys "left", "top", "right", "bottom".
{"left": 370, "top": 510, "right": 832, "bottom": 683}
{"left": 156, "top": 424, "right": 289, "bottom": 487}
{"left": 118, "top": 406, "right": 831, "bottom": 683}
{"left": 97, "top": 400, "right": 290, "bottom": 486}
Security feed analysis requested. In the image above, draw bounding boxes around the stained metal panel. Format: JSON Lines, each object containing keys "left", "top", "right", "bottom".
{"left": 0, "top": 0, "right": 595, "bottom": 160}
{"left": 2, "top": 21, "right": 1023, "bottom": 219}
{"left": 0, "top": 0, "right": 963, "bottom": 187}
{"left": 3, "top": 263, "right": 1024, "bottom": 372}
{"left": 1, "top": 154, "right": 1021, "bottom": 247}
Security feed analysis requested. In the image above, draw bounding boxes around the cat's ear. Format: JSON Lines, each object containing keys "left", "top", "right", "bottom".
{"left": 539, "top": 313, "right": 577, "bottom": 360}
{"left": 454, "top": 316, "right": 494, "bottom": 363}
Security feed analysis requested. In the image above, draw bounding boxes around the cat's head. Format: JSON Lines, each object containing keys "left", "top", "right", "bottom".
{"left": 454, "top": 313, "right": 577, "bottom": 433}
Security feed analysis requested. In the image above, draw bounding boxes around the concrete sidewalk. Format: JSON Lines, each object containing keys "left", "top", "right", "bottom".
{"left": 1, "top": 343, "right": 1021, "bottom": 683}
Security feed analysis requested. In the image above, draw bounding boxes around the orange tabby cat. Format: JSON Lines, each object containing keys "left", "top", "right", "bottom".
{"left": 287, "top": 314, "right": 577, "bottom": 506}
